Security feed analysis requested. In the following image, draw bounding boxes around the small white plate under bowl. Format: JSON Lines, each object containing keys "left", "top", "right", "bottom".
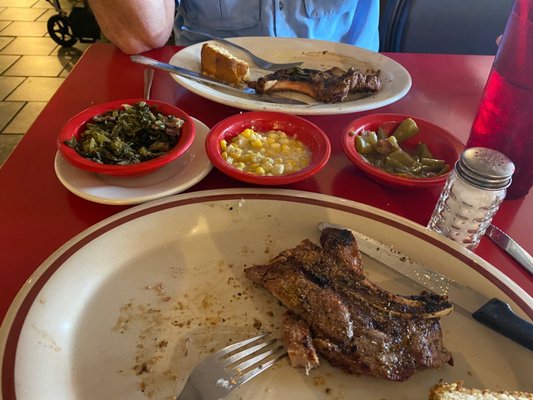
{"left": 54, "top": 118, "right": 213, "bottom": 205}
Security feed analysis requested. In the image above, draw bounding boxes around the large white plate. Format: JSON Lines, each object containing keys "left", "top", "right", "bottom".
{"left": 1, "top": 189, "right": 531, "bottom": 400}
{"left": 54, "top": 118, "right": 213, "bottom": 205}
{"left": 169, "top": 37, "right": 412, "bottom": 115}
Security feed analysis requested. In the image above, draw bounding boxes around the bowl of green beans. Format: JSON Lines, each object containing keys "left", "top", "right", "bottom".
{"left": 341, "top": 114, "right": 463, "bottom": 188}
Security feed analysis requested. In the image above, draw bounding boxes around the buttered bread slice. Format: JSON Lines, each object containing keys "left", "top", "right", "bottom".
{"left": 200, "top": 42, "right": 250, "bottom": 85}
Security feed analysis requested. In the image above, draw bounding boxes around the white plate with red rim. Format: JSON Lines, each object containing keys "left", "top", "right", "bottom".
{"left": 54, "top": 118, "right": 213, "bottom": 205}
{"left": 0, "top": 189, "right": 531, "bottom": 399}
{"left": 169, "top": 37, "right": 412, "bottom": 115}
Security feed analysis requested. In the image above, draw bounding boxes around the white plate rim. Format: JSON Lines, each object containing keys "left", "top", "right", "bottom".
{"left": 54, "top": 118, "right": 213, "bottom": 205}
{"left": 1, "top": 188, "right": 531, "bottom": 399}
{"left": 169, "top": 37, "right": 412, "bottom": 115}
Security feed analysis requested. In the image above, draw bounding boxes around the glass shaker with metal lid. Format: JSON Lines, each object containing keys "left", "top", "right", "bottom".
{"left": 427, "top": 147, "right": 515, "bottom": 250}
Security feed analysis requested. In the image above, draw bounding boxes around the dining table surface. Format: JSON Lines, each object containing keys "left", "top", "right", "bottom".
{"left": 0, "top": 42, "right": 531, "bottom": 341}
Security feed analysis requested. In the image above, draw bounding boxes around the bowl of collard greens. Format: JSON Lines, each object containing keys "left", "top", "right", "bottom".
{"left": 58, "top": 99, "right": 196, "bottom": 176}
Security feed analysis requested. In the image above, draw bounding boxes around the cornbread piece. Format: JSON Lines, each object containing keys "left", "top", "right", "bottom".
{"left": 200, "top": 43, "right": 250, "bottom": 85}
{"left": 429, "top": 381, "right": 533, "bottom": 400}
{"left": 245, "top": 228, "right": 454, "bottom": 381}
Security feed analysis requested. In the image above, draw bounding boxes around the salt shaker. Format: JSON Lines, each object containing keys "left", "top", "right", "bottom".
{"left": 427, "top": 147, "right": 515, "bottom": 250}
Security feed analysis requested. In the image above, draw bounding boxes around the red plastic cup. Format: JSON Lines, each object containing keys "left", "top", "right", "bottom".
{"left": 466, "top": 0, "right": 533, "bottom": 199}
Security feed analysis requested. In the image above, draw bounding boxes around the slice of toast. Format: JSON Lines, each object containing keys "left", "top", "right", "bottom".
{"left": 200, "top": 42, "right": 250, "bottom": 85}
{"left": 429, "top": 382, "right": 533, "bottom": 400}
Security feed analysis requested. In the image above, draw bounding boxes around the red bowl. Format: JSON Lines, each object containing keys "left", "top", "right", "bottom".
{"left": 205, "top": 111, "right": 331, "bottom": 185}
{"left": 57, "top": 99, "right": 196, "bottom": 176}
{"left": 341, "top": 113, "right": 464, "bottom": 188}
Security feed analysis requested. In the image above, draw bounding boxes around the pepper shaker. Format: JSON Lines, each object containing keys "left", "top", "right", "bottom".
{"left": 427, "top": 147, "right": 515, "bottom": 250}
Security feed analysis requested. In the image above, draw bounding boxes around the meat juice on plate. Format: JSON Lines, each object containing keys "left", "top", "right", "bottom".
{"left": 466, "top": 0, "right": 533, "bottom": 199}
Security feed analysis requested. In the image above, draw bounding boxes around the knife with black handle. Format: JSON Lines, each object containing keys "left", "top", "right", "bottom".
{"left": 318, "top": 222, "right": 533, "bottom": 350}
{"left": 130, "top": 55, "right": 309, "bottom": 105}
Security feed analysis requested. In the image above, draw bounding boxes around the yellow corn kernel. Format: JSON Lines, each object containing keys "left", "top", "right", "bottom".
{"left": 220, "top": 139, "right": 227, "bottom": 150}
{"left": 254, "top": 166, "right": 266, "bottom": 175}
{"left": 251, "top": 139, "right": 263, "bottom": 148}
{"left": 241, "top": 128, "right": 254, "bottom": 138}
{"left": 281, "top": 144, "right": 291, "bottom": 153}
{"left": 221, "top": 151, "right": 229, "bottom": 160}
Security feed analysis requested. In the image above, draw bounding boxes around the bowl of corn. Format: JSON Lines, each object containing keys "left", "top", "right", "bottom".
{"left": 205, "top": 111, "right": 331, "bottom": 185}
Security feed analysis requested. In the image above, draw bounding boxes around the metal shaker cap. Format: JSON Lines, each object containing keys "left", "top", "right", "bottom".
{"left": 455, "top": 147, "right": 515, "bottom": 189}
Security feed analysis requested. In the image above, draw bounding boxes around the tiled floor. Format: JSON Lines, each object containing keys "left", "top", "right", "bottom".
{"left": 0, "top": 0, "right": 97, "bottom": 167}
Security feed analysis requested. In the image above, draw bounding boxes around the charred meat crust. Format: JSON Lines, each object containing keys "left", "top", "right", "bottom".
{"left": 244, "top": 228, "right": 454, "bottom": 381}
{"left": 282, "top": 311, "right": 320, "bottom": 370}
{"left": 250, "top": 67, "right": 383, "bottom": 103}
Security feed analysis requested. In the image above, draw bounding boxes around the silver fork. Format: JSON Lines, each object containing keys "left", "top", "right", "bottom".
{"left": 176, "top": 332, "right": 287, "bottom": 400}
{"left": 180, "top": 25, "right": 303, "bottom": 71}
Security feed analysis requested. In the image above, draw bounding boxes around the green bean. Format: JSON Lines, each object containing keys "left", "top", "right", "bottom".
{"left": 416, "top": 142, "right": 432, "bottom": 159}
{"left": 392, "top": 118, "right": 419, "bottom": 142}
{"left": 375, "top": 139, "right": 395, "bottom": 155}
{"left": 387, "top": 149, "right": 415, "bottom": 167}
{"left": 355, "top": 135, "right": 375, "bottom": 154}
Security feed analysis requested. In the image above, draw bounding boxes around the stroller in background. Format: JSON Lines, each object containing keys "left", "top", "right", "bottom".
{"left": 46, "top": 0, "right": 100, "bottom": 47}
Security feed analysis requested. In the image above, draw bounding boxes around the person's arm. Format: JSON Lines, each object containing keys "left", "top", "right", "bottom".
{"left": 88, "top": 0, "right": 175, "bottom": 54}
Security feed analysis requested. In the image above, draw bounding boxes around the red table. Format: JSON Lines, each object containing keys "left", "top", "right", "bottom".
{"left": 0, "top": 43, "right": 531, "bottom": 329}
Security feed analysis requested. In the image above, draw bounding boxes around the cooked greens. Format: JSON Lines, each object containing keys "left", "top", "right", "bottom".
{"left": 355, "top": 118, "right": 450, "bottom": 178}
{"left": 64, "top": 101, "right": 184, "bottom": 165}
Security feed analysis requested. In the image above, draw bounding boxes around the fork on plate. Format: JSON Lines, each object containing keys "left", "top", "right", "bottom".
{"left": 176, "top": 332, "right": 287, "bottom": 400}
{"left": 180, "top": 25, "right": 304, "bottom": 71}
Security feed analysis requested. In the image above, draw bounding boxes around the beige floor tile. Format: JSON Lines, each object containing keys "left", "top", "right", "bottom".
{"left": 4, "top": 55, "right": 64, "bottom": 76}
{"left": 0, "top": 20, "right": 47, "bottom": 36}
{"left": 0, "top": 36, "right": 13, "bottom": 50}
{"left": 0, "top": 54, "right": 18, "bottom": 73}
{"left": 6, "top": 76, "right": 63, "bottom": 101}
{"left": 0, "top": 76, "right": 24, "bottom": 100}
{"left": 36, "top": 8, "right": 56, "bottom": 22}
{"left": 0, "top": 7, "right": 47, "bottom": 21}
{"left": 0, "top": 36, "right": 57, "bottom": 55}
{"left": 0, "top": 133, "right": 23, "bottom": 167}
{"left": 31, "top": 0, "right": 54, "bottom": 8}
{"left": 3, "top": 101, "right": 45, "bottom": 133}
{"left": 0, "top": 0, "right": 38, "bottom": 7}
{"left": 0, "top": 101, "right": 24, "bottom": 131}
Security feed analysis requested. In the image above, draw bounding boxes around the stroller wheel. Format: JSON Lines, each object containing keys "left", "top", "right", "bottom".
{"left": 47, "top": 14, "right": 77, "bottom": 47}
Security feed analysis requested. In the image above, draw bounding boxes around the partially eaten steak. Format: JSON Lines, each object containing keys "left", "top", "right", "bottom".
{"left": 245, "top": 227, "right": 454, "bottom": 381}
{"left": 249, "top": 67, "right": 382, "bottom": 103}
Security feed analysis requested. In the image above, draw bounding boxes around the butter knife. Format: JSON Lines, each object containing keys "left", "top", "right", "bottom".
{"left": 318, "top": 222, "right": 533, "bottom": 350}
{"left": 130, "top": 55, "right": 308, "bottom": 105}
{"left": 485, "top": 224, "right": 533, "bottom": 275}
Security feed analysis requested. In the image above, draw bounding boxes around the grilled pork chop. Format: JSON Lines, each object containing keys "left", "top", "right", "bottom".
{"left": 245, "top": 228, "right": 454, "bottom": 381}
{"left": 249, "top": 67, "right": 382, "bottom": 103}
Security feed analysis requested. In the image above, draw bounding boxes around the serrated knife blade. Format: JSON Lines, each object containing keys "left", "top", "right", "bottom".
{"left": 318, "top": 222, "right": 533, "bottom": 350}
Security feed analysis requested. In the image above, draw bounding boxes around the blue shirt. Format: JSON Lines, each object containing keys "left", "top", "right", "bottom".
{"left": 174, "top": 0, "right": 380, "bottom": 51}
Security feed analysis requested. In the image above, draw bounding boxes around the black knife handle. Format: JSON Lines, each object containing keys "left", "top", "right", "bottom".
{"left": 472, "top": 298, "right": 533, "bottom": 350}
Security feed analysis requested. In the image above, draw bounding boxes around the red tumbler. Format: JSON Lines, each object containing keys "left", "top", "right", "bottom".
{"left": 466, "top": 0, "right": 533, "bottom": 199}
